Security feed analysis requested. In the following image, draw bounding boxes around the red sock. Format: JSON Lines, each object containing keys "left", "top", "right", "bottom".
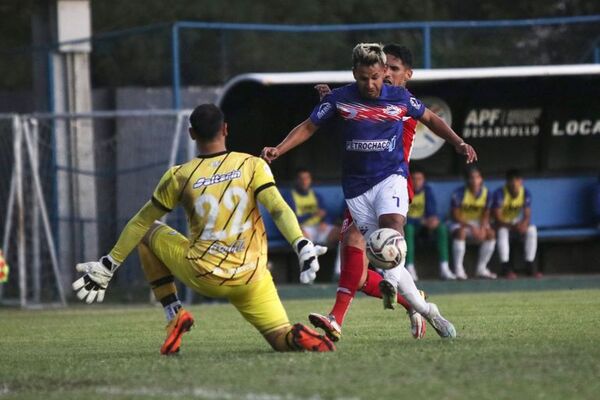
{"left": 361, "top": 269, "right": 411, "bottom": 311}
{"left": 330, "top": 246, "right": 364, "bottom": 325}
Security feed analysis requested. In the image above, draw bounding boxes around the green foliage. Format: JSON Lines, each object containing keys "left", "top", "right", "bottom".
{"left": 1, "top": 1, "right": 600, "bottom": 89}
{"left": 1, "top": 289, "right": 600, "bottom": 399}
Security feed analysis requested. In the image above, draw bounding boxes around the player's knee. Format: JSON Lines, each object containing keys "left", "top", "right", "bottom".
{"left": 378, "top": 213, "right": 405, "bottom": 234}
{"left": 487, "top": 229, "right": 496, "bottom": 240}
{"left": 142, "top": 221, "right": 164, "bottom": 245}
{"left": 527, "top": 225, "right": 537, "bottom": 237}
{"left": 343, "top": 226, "right": 365, "bottom": 248}
{"left": 453, "top": 228, "right": 466, "bottom": 240}
{"left": 427, "top": 217, "right": 439, "bottom": 230}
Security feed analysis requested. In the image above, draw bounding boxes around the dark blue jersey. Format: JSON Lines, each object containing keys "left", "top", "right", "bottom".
{"left": 309, "top": 83, "right": 425, "bottom": 198}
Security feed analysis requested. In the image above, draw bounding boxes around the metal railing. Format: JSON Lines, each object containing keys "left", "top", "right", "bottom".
{"left": 2, "top": 15, "right": 600, "bottom": 110}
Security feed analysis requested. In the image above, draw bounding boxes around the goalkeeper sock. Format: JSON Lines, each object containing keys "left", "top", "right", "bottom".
{"left": 360, "top": 269, "right": 411, "bottom": 311}
{"left": 330, "top": 246, "right": 363, "bottom": 325}
{"left": 160, "top": 293, "right": 182, "bottom": 322}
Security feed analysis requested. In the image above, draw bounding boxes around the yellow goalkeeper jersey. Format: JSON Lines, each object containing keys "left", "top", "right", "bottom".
{"left": 151, "top": 151, "right": 275, "bottom": 285}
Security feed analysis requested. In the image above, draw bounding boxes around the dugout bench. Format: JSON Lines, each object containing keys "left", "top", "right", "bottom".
{"left": 261, "top": 176, "right": 600, "bottom": 281}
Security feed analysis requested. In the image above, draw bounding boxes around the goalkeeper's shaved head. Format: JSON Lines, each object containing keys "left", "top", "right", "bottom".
{"left": 189, "top": 104, "right": 225, "bottom": 142}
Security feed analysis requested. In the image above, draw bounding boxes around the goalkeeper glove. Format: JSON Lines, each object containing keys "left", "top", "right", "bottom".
{"left": 72, "top": 255, "right": 119, "bottom": 304}
{"left": 293, "top": 238, "right": 327, "bottom": 284}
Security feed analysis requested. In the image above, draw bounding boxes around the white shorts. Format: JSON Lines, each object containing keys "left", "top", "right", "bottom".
{"left": 346, "top": 174, "right": 408, "bottom": 239}
{"left": 302, "top": 223, "right": 334, "bottom": 245}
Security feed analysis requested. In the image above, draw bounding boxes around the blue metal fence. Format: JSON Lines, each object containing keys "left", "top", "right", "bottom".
{"left": 169, "top": 15, "right": 600, "bottom": 108}
{"left": 2, "top": 15, "right": 600, "bottom": 111}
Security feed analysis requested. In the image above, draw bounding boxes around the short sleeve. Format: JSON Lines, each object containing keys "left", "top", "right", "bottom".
{"left": 491, "top": 189, "right": 503, "bottom": 209}
{"left": 309, "top": 94, "right": 336, "bottom": 126}
{"left": 450, "top": 188, "right": 462, "bottom": 209}
{"left": 406, "top": 93, "right": 426, "bottom": 119}
{"left": 424, "top": 185, "right": 437, "bottom": 217}
{"left": 252, "top": 157, "right": 276, "bottom": 196}
{"left": 485, "top": 189, "right": 493, "bottom": 208}
{"left": 524, "top": 188, "right": 532, "bottom": 208}
{"left": 151, "top": 167, "right": 180, "bottom": 212}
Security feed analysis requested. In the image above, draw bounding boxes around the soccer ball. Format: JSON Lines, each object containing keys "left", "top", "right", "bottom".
{"left": 366, "top": 228, "right": 407, "bottom": 270}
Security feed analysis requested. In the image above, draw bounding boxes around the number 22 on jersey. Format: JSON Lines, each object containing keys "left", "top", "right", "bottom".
{"left": 194, "top": 187, "right": 251, "bottom": 240}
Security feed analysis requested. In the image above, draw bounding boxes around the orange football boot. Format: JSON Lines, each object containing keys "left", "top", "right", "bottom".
{"left": 290, "top": 323, "right": 336, "bottom": 352}
{"left": 160, "top": 308, "right": 194, "bottom": 355}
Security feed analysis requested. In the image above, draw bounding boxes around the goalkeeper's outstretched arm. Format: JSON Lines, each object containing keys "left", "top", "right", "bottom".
{"left": 257, "top": 185, "right": 327, "bottom": 284}
{"left": 108, "top": 201, "right": 167, "bottom": 264}
{"left": 257, "top": 185, "right": 304, "bottom": 245}
{"left": 72, "top": 201, "right": 167, "bottom": 303}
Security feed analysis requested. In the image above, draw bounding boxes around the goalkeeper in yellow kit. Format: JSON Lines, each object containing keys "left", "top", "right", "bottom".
{"left": 72, "top": 104, "right": 335, "bottom": 354}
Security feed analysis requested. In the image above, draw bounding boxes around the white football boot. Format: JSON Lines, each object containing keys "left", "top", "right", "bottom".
{"left": 424, "top": 303, "right": 457, "bottom": 339}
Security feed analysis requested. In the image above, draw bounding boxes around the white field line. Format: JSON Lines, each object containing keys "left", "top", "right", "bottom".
{"left": 96, "top": 386, "right": 360, "bottom": 400}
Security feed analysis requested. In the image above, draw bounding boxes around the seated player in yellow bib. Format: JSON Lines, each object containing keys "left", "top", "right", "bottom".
{"left": 72, "top": 104, "right": 335, "bottom": 354}
{"left": 405, "top": 168, "right": 452, "bottom": 281}
{"left": 284, "top": 168, "right": 341, "bottom": 277}
{"left": 449, "top": 166, "right": 496, "bottom": 280}
{"left": 286, "top": 168, "right": 340, "bottom": 246}
{"left": 491, "top": 169, "right": 539, "bottom": 279}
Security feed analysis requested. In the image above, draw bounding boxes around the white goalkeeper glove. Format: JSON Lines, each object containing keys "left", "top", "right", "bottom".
{"left": 293, "top": 237, "right": 327, "bottom": 284}
{"left": 72, "top": 255, "right": 119, "bottom": 304}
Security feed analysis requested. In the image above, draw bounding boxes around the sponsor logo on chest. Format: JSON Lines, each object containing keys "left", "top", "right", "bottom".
{"left": 345, "top": 136, "right": 397, "bottom": 152}
{"left": 193, "top": 170, "right": 241, "bottom": 188}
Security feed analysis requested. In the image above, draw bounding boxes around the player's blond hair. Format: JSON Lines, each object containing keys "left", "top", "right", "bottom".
{"left": 352, "top": 43, "right": 387, "bottom": 68}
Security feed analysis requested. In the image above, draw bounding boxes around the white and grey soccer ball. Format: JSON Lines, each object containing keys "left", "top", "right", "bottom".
{"left": 366, "top": 228, "right": 407, "bottom": 270}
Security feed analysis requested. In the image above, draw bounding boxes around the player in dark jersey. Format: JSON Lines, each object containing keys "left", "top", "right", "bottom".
{"left": 311, "top": 45, "right": 429, "bottom": 340}
{"left": 262, "top": 43, "right": 477, "bottom": 340}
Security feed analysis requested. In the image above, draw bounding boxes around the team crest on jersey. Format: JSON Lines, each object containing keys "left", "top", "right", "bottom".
{"left": 337, "top": 102, "right": 406, "bottom": 122}
{"left": 383, "top": 105, "right": 401, "bottom": 116}
{"left": 193, "top": 170, "right": 241, "bottom": 188}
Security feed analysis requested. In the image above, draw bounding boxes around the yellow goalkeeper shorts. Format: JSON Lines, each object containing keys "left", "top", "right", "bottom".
{"left": 147, "top": 223, "right": 290, "bottom": 335}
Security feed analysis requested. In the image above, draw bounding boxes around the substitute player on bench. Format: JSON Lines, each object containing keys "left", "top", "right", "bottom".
{"left": 492, "top": 169, "right": 539, "bottom": 278}
{"left": 405, "top": 168, "right": 453, "bottom": 281}
{"left": 72, "top": 104, "right": 335, "bottom": 354}
{"left": 262, "top": 43, "right": 478, "bottom": 340}
{"left": 450, "top": 166, "right": 496, "bottom": 279}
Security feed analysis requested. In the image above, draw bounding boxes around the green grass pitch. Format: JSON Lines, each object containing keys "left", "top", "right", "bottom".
{"left": 1, "top": 289, "right": 600, "bottom": 400}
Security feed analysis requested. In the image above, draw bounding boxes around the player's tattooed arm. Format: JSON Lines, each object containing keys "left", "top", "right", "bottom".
{"left": 261, "top": 118, "right": 318, "bottom": 164}
{"left": 419, "top": 108, "right": 477, "bottom": 163}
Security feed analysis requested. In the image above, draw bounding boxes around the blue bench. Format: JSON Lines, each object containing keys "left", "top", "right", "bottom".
{"left": 260, "top": 186, "right": 345, "bottom": 250}
{"left": 261, "top": 176, "right": 600, "bottom": 249}
{"left": 427, "top": 176, "right": 600, "bottom": 239}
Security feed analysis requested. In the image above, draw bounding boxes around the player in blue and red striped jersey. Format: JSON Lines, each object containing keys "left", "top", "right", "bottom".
{"left": 262, "top": 43, "right": 477, "bottom": 341}
{"left": 310, "top": 45, "right": 429, "bottom": 341}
